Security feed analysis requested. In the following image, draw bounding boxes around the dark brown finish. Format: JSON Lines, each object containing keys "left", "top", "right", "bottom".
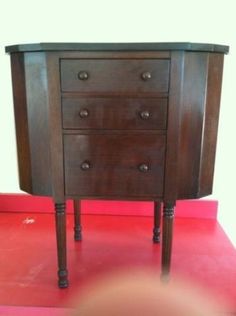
{"left": 198, "top": 53, "right": 224, "bottom": 197}
{"left": 164, "top": 51, "right": 186, "bottom": 202}
{"left": 24, "top": 52, "right": 52, "bottom": 196}
{"left": 60, "top": 59, "right": 170, "bottom": 94}
{"left": 176, "top": 52, "right": 225, "bottom": 199}
{"left": 177, "top": 52, "right": 209, "bottom": 198}
{"left": 153, "top": 201, "right": 161, "bottom": 243}
{"left": 64, "top": 134, "right": 166, "bottom": 197}
{"left": 73, "top": 200, "right": 82, "bottom": 241}
{"left": 6, "top": 43, "right": 227, "bottom": 287}
{"left": 11, "top": 52, "right": 53, "bottom": 195}
{"left": 46, "top": 52, "right": 65, "bottom": 202}
{"left": 55, "top": 203, "right": 68, "bottom": 288}
{"left": 60, "top": 51, "right": 171, "bottom": 61}
{"left": 62, "top": 97, "right": 167, "bottom": 130}
{"left": 10, "top": 53, "right": 32, "bottom": 193}
{"left": 161, "top": 202, "right": 175, "bottom": 276}
{"left": 5, "top": 42, "right": 229, "bottom": 53}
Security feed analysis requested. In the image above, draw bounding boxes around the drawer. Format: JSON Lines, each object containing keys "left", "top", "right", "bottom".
{"left": 62, "top": 97, "right": 167, "bottom": 130}
{"left": 60, "top": 59, "right": 169, "bottom": 94}
{"left": 64, "top": 134, "right": 165, "bottom": 197}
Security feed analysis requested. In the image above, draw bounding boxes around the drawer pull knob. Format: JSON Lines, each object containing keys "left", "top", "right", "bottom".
{"left": 139, "top": 110, "right": 150, "bottom": 119}
{"left": 138, "top": 163, "right": 149, "bottom": 172}
{"left": 80, "top": 161, "right": 91, "bottom": 171}
{"left": 79, "top": 109, "right": 89, "bottom": 118}
{"left": 141, "top": 71, "right": 152, "bottom": 81}
{"left": 78, "top": 71, "right": 89, "bottom": 80}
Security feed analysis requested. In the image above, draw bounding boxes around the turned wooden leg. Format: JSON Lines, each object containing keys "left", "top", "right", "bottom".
{"left": 55, "top": 202, "right": 68, "bottom": 288}
{"left": 153, "top": 201, "right": 161, "bottom": 243}
{"left": 73, "top": 200, "right": 82, "bottom": 241}
{"left": 161, "top": 201, "right": 175, "bottom": 278}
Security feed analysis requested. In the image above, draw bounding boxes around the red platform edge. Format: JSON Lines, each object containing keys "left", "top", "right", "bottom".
{"left": 0, "top": 306, "right": 70, "bottom": 316}
{"left": 0, "top": 194, "right": 218, "bottom": 219}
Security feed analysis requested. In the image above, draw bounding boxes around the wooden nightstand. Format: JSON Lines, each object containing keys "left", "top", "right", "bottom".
{"left": 5, "top": 42, "right": 229, "bottom": 288}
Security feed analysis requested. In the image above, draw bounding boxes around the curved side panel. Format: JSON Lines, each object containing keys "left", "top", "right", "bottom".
{"left": 177, "top": 52, "right": 208, "bottom": 199}
{"left": 10, "top": 53, "right": 32, "bottom": 193}
{"left": 198, "top": 54, "right": 224, "bottom": 197}
{"left": 23, "top": 52, "right": 52, "bottom": 196}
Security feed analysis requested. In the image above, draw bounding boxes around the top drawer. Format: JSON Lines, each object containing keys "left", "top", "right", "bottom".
{"left": 60, "top": 59, "right": 170, "bottom": 94}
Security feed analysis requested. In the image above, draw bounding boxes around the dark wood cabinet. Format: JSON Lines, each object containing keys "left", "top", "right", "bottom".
{"left": 5, "top": 42, "right": 229, "bottom": 288}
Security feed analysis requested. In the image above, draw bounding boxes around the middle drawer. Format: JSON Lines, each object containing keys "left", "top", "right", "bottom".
{"left": 62, "top": 97, "right": 167, "bottom": 130}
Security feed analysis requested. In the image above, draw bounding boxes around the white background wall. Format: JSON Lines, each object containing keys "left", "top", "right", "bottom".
{"left": 0, "top": 0, "right": 235, "bottom": 245}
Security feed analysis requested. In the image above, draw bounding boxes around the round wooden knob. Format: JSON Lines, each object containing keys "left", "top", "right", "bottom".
{"left": 141, "top": 71, "right": 152, "bottom": 81}
{"left": 80, "top": 161, "right": 91, "bottom": 171}
{"left": 139, "top": 110, "right": 150, "bottom": 119}
{"left": 78, "top": 71, "right": 89, "bottom": 80}
{"left": 79, "top": 109, "right": 89, "bottom": 118}
{"left": 138, "top": 163, "right": 149, "bottom": 172}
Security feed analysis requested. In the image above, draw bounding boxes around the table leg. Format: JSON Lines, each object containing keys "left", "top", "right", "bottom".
{"left": 153, "top": 201, "right": 161, "bottom": 243}
{"left": 161, "top": 201, "right": 175, "bottom": 278}
{"left": 55, "top": 202, "right": 68, "bottom": 288}
{"left": 73, "top": 200, "right": 82, "bottom": 241}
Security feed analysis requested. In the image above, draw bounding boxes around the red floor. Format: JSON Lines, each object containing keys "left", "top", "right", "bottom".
{"left": 0, "top": 212, "right": 235, "bottom": 314}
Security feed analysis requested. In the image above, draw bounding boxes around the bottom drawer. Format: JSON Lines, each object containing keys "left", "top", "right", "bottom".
{"left": 64, "top": 133, "right": 165, "bottom": 197}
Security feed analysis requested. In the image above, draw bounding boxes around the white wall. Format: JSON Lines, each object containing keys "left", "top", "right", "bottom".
{"left": 0, "top": 0, "right": 235, "bottom": 244}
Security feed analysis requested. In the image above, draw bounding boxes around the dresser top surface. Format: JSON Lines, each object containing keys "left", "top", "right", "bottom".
{"left": 5, "top": 42, "right": 229, "bottom": 54}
